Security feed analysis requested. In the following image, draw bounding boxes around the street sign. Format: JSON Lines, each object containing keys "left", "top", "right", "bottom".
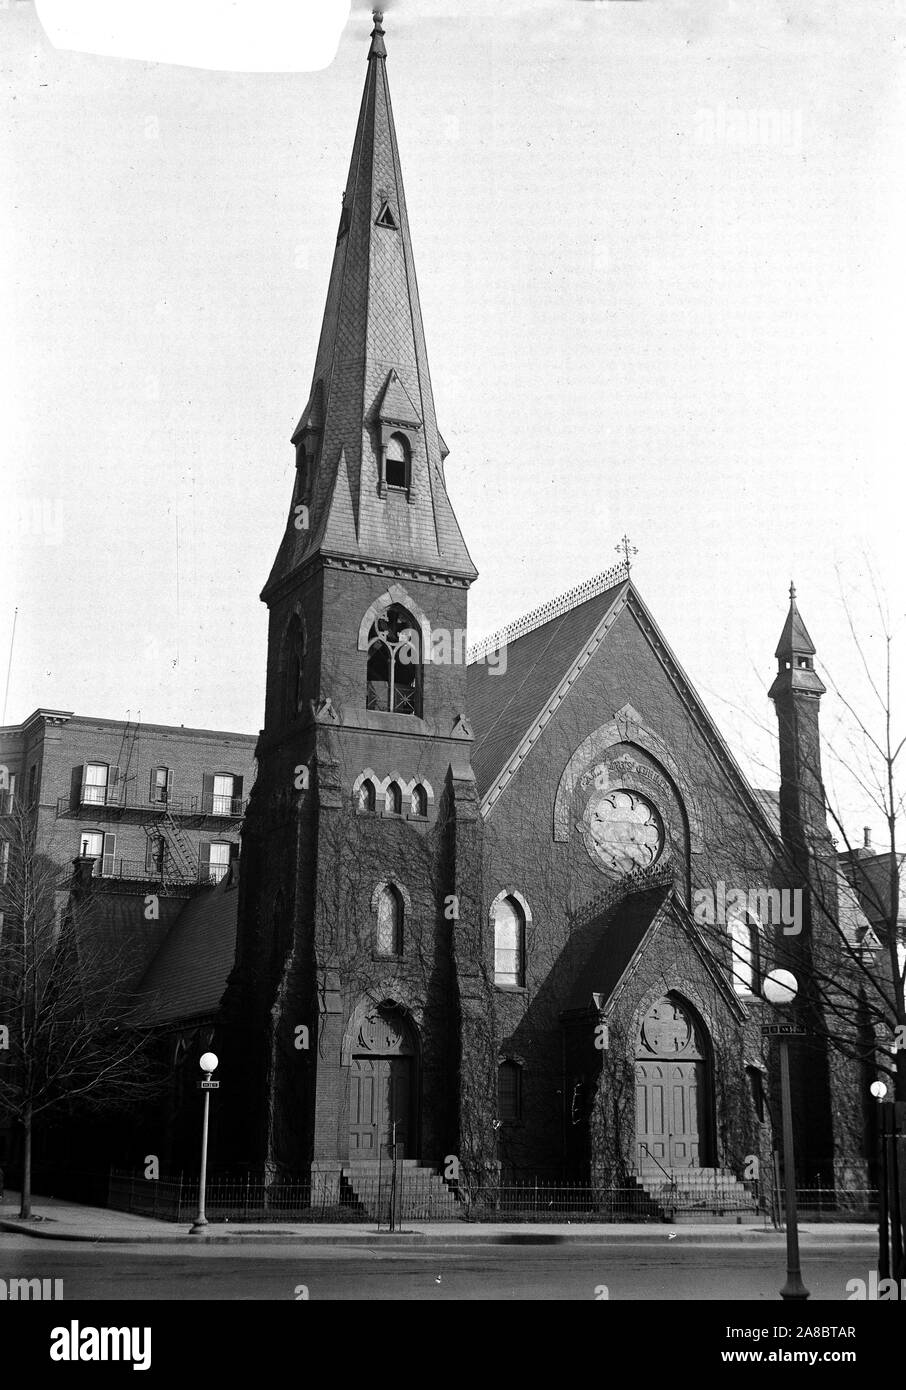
{"left": 198, "top": 1079, "right": 220, "bottom": 1090}
{"left": 761, "top": 1024, "right": 807, "bottom": 1037}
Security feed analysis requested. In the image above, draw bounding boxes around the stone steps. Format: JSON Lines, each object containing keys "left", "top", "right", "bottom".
{"left": 637, "top": 1167, "right": 757, "bottom": 1216}
{"left": 341, "top": 1161, "right": 459, "bottom": 1220}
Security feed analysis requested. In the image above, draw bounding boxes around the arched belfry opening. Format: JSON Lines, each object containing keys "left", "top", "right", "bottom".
{"left": 635, "top": 994, "right": 713, "bottom": 1171}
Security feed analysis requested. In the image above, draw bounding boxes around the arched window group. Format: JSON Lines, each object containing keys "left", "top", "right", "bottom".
{"left": 366, "top": 603, "right": 421, "bottom": 716}
{"left": 493, "top": 894, "right": 527, "bottom": 988}
{"left": 354, "top": 774, "right": 430, "bottom": 818}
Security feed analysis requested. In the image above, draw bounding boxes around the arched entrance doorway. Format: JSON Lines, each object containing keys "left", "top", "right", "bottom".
{"left": 348, "top": 1005, "right": 417, "bottom": 1159}
{"left": 635, "top": 995, "right": 710, "bottom": 1170}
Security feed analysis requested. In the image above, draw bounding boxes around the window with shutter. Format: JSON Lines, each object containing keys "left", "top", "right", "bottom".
{"left": 83, "top": 763, "right": 108, "bottom": 806}
{"left": 212, "top": 774, "right": 234, "bottom": 816}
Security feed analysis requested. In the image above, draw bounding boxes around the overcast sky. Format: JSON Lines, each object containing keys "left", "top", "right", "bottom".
{"left": 2, "top": 0, "right": 904, "bottom": 845}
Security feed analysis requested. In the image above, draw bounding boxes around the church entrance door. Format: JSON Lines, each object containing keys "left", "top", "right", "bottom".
{"left": 635, "top": 996, "right": 708, "bottom": 1170}
{"left": 348, "top": 1006, "right": 416, "bottom": 1159}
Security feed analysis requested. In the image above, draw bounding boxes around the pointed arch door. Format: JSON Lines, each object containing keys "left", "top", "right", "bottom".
{"left": 635, "top": 996, "right": 708, "bottom": 1170}
{"left": 348, "top": 1007, "right": 416, "bottom": 1158}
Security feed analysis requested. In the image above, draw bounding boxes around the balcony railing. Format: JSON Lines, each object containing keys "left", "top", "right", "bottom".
{"left": 57, "top": 790, "right": 246, "bottom": 819}
{"left": 86, "top": 857, "right": 230, "bottom": 886}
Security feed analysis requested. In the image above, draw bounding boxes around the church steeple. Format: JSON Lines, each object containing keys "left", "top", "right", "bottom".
{"left": 769, "top": 583, "right": 829, "bottom": 857}
{"left": 263, "top": 10, "right": 476, "bottom": 602}
{"left": 768, "top": 582, "right": 826, "bottom": 701}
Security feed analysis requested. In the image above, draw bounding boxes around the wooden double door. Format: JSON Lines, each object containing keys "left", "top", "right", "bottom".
{"left": 349, "top": 1056, "right": 412, "bottom": 1157}
{"left": 635, "top": 995, "right": 709, "bottom": 1170}
{"left": 635, "top": 1058, "right": 704, "bottom": 1168}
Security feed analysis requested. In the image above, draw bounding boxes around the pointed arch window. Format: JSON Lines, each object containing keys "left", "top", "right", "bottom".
{"left": 283, "top": 614, "right": 307, "bottom": 724}
{"left": 376, "top": 883, "right": 403, "bottom": 957}
{"left": 493, "top": 895, "right": 526, "bottom": 988}
{"left": 366, "top": 604, "right": 421, "bottom": 716}
{"left": 729, "top": 914, "right": 760, "bottom": 996}
{"left": 410, "top": 784, "right": 427, "bottom": 817}
{"left": 356, "top": 778, "right": 377, "bottom": 814}
{"left": 385, "top": 781, "right": 402, "bottom": 816}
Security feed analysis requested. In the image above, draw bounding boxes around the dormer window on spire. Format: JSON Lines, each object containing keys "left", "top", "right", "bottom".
{"left": 385, "top": 433, "right": 410, "bottom": 490}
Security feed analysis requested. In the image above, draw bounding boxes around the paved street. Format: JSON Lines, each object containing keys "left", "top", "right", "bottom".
{"left": 1, "top": 1234, "right": 878, "bottom": 1300}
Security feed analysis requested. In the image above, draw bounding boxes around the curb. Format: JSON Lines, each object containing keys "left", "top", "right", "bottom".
{"left": 0, "top": 1219, "right": 879, "bottom": 1248}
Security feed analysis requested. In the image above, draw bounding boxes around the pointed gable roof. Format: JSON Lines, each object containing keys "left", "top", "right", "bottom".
{"left": 564, "top": 884, "right": 747, "bottom": 1019}
{"left": 467, "top": 567, "right": 782, "bottom": 853}
{"left": 467, "top": 566, "right": 631, "bottom": 798}
{"left": 264, "top": 12, "right": 475, "bottom": 601}
{"left": 775, "top": 582, "right": 817, "bottom": 659}
{"left": 376, "top": 368, "right": 422, "bottom": 428}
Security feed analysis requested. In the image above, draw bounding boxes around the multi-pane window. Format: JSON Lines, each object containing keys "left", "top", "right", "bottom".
{"left": 411, "top": 784, "right": 427, "bottom": 817}
{"left": 0, "top": 840, "right": 9, "bottom": 885}
{"left": 366, "top": 604, "right": 421, "bottom": 716}
{"left": 498, "top": 1061, "right": 522, "bottom": 1122}
{"left": 493, "top": 896, "right": 526, "bottom": 988}
{"left": 356, "top": 779, "right": 376, "bottom": 814}
{"left": 212, "top": 775, "right": 235, "bottom": 816}
{"left": 385, "top": 781, "right": 402, "bottom": 815}
{"left": 82, "top": 763, "right": 108, "bottom": 806}
{"left": 375, "top": 884, "right": 403, "bottom": 957}
{"left": 28, "top": 763, "right": 38, "bottom": 805}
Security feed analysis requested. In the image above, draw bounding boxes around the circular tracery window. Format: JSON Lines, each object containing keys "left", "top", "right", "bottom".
{"left": 580, "top": 788, "right": 664, "bottom": 875}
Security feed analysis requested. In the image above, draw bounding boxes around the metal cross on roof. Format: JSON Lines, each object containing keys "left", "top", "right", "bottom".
{"left": 615, "top": 534, "right": 638, "bottom": 571}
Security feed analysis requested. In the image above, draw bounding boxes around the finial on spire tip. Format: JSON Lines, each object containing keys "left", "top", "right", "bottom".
{"left": 369, "top": 8, "right": 386, "bottom": 58}
{"left": 789, "top": 581, "right": 796, "bottom": 601}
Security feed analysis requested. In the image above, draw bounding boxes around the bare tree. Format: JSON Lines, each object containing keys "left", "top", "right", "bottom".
{"left": 0, "top": 804, "right": 160, "bottom": 1218}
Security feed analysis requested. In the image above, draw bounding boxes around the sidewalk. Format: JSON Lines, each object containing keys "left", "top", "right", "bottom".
{"left": 0, "top": 1194, "right": 879, "bottom": 1247}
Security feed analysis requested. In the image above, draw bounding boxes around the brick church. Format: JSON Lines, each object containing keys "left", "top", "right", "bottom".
{"left": 3, "top": 13, "right": 879, "bottom": 1207}
{"left": 207, "top": 13, "right": 874, "bottom": 1198}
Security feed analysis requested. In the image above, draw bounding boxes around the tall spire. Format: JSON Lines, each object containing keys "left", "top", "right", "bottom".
{"left": 264, "top": 10, "right": 476, "bottom": 601}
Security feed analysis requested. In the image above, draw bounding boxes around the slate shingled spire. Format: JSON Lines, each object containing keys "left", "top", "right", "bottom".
{"left": 264, "top": 10, "right": 476, "bottom": 600}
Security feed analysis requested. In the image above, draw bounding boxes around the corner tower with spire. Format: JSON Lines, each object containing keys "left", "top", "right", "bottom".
{"left": 218, "top": 13, "right": 487, "bottom": 1188}
{"left": 769, "top": 583, "right": 828, "bottom": 860}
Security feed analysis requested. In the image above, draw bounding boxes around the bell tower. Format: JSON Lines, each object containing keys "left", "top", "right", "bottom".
{"left": 218, "top": 11, "right": 486, "bottom": 1188}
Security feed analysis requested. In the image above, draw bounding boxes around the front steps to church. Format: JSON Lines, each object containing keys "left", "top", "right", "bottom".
{"left": 635, "top": 1167, "right": 759, "bottom": 1222}
{"left": 340, "top": 1160, "right": 460, "bottom": 1221}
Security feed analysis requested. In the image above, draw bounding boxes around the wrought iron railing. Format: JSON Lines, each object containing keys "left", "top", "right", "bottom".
{"left": 89, "top": 858, "right": 228, "bottom": 887}
{"left": 105, "top": 1169, "right": 880, "bottom": 1225}
{"left": 57, "top": 791, "right": 246, "bottom": 818}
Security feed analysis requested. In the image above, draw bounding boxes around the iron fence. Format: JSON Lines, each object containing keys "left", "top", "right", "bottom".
{"left": 106, "top": 1169, "right": 880, "bottom": 1225}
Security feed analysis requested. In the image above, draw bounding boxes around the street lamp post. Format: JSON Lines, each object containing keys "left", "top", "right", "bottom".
{"left": 190, "top": 1051, "right": 219, "bottom": 1235}
{"left": 870, "top": 1080, "right": 889, "bottom": 1281}
{"left": 763, "top": 970, "right": 810, "bottom": 1302}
